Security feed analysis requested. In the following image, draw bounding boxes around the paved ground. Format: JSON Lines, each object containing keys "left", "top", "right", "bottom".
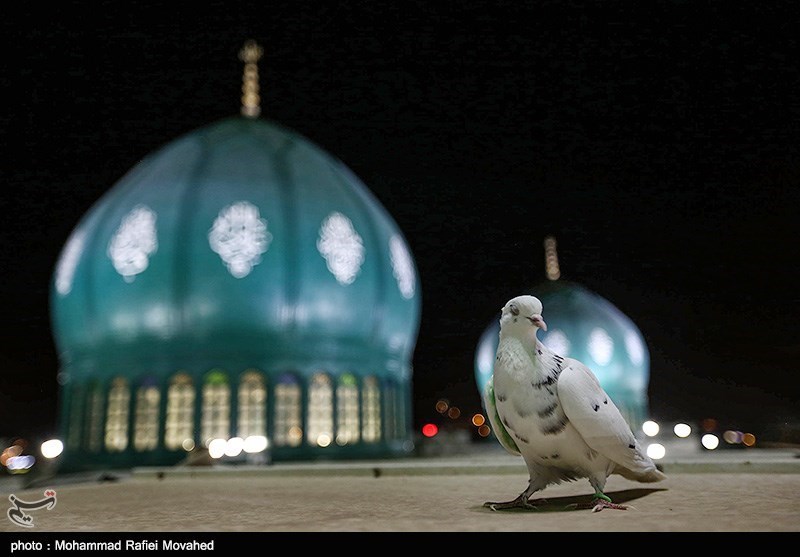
{"left": 1, "top": 447, "right": 799, "bottom": 536}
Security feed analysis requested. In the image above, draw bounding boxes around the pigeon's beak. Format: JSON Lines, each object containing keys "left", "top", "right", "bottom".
{"left": 528, "top": 314, "right": 547, "bottom": 331}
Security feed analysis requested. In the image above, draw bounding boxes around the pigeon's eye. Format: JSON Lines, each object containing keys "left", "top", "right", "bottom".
{"left": 509, "top": 303, "right": 519, "bottom": 316}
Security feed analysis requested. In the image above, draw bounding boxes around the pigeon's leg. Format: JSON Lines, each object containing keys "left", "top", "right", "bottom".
{"left": 570, "top": 475, "right": 630, "bottom": 512}
{"left": 564, "top": 491, "right": 628, "bottom": 511}
{"left": 588, "top": 492, "right": 628, "bottom": 512}
{"left": 483, "top": 480, "right": 541, "bottom": 511}
{"left": 483, "top": 493, "right": 538, "bottom": 511}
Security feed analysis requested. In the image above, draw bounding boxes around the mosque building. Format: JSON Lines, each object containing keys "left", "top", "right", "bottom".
{"left": 49, "top": 41, "right": 421, "bottom": 471}
{"left": 474, "top": 236, "right": 652, "bottom": 433}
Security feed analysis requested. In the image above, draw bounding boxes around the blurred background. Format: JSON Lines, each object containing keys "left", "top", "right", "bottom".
{"left": 2, "top": 1, "right": 799, "bottom": 477}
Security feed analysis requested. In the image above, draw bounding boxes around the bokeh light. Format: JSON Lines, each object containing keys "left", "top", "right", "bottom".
{"left": 421, "top": 423, "right": 438, "bottom": 438}
{"left": 435, "top": 400, "right": 449, "bottom": 414}
{"left": 673, "top": 423, "right": 692, "bottom": 438}
{"left": 646, "top": 443, "right": 666, "bottom": 460}
{"left": 41, "top": 439, "right": 64, "bottom": 459}
{"left": 243, "top": 435, "right": 268, "bottom": 453}
{"left": 642, "top": 420, "right": 660, "bottom": 437}
{"left": 472, "top": 414, "right": 485, "bottom": 427}
{"left": 701, "top": 434, "right": 720, "bottom": 450}
{"left": 316, "top": 434, "right": 332, "bottom": 448}
{"left": 208, "top": 438, "right": 227, "bottom": 459}
{"left": 6, "top": 455, "right": 35, "bottom": 472}
{"left": 225, "top": 437, "right": 245, "bottom": 456}
{"left": 702, "top": 418, "right": 718, "bottom": 432}
{"left": 723, "top": 430, "right": 743, "bottom": 444}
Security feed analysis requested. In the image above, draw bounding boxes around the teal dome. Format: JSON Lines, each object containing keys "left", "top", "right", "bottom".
{"left": 475, "top": 280, "right": 650, "bottom": 430}
{"left": 51, "top": 116, "right": 421, "bottom": 469}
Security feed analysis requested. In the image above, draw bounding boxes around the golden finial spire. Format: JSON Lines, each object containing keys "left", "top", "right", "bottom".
{"left": 239, "top": 40, "right": 263, "bottom": 118}
{"left": 544, "top": 236, "right": 561, "bottom": 281}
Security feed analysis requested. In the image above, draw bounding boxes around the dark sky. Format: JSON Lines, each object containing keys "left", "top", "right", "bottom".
{"left": 3, "top": 1, "right": 800, "bottom": 441}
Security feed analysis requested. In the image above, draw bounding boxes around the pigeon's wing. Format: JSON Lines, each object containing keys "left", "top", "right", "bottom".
{"left": 483, "top": 378, "right": 521, "bottom": 456}
{"left": 557, "top": 359, "right": 656, "bottom": 474}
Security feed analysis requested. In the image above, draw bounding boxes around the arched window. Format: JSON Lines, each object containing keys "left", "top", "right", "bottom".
{"left": 307, "top": 372, "right": 333, "bottom": 448}
{"left": 134, "top": 378, "right": 161, "bottom": 451}
{"left": 274, "top": 373, "right": 302, "bottom": 447}
{"left": 336, "top": 373, "right": 360, "bottom": 446}
{"left": 85, "top": 381, "right": 104, "bottom": 452}
{"left": 105, "top": 377, "right": 130, "bottom": 452}
{"left": 165, "top": 373, "right": 195, "bottom": 451}
{"left": 361, "top": 376, "right": 381, "bottom": 443}
{"left": 201, "top": 370, "right": 230, "bottom": 446}
{"left": 238, "top": 370, "right": 266, "bottom": 440}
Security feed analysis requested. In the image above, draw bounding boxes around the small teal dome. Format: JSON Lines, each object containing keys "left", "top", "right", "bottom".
{"left": 475, "top": 280, "right": 651, "bottom": 430}
{"left": 51, "top": 115, "right": 421, "bottom": 469}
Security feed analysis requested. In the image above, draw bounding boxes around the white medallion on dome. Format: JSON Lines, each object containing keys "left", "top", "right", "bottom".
{"left": 389, "top": 235, "right": 415, "bottom": 299}
{"left": 55, "top": 229, "right": 86, "bottom": 295}
{"left": 625, "top": 330, "right": 645, "bottom": 366}
{"left": 209, "top": 201, "right": 272, "bottom": 279}
{"left": 108, "top": 205, "right": 158, "bottom": 283}
{"left": 588, "top": 327, "right": 614, "bottom": 366}
{"left": 543, "top": 329, "right": 570, "bottom": 356}
{"left": 316, "top": 212, "right": 364, "bottom": 285}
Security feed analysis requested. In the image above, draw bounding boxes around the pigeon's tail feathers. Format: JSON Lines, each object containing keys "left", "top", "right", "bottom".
{"left": 483, "top": 379, "right": 521, "bottom": 456}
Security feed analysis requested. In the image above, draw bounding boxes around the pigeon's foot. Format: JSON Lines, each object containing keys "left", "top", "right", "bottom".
{"left": 483, "top": 494, "right": 538, "bottom": 511}
{"left": 566, "top": 492, "right": 631, "bottom": 512}
{"left": 589, "top": 498, "right": 629, "bottom": 512}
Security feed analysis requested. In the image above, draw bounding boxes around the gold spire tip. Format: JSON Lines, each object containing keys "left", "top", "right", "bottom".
{"left": 239, "top": 40, "right": 263, "bottom": 118}
{"left": 544, "top": 236, "right": 561, "bottom": 281}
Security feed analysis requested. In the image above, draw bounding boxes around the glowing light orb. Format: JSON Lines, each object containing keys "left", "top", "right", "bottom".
{"left": 673, "top": 423, "right": 692, "bottom": 438}
{"left": 642, "top": 420, "right": 660, "bottom": 437}
{"left": 41, "top": 439, "right": 64, "bottom": 459}
{"left": 646, "top": 443, "right": 666, "bottom": 460}
{"left": 208, "top": 438, "right": 227, "bottom": 459}
{"left": 701, "top": 434, "right": 720, "bottom": 450}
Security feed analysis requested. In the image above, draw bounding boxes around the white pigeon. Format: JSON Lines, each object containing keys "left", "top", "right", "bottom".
{"left": 483, "top": 294, "right": 666, "bottom": 512}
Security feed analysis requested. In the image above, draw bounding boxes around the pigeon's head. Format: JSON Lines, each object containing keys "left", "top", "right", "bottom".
{"left": 498, "top": 295, "right": 548, "bottom": 338}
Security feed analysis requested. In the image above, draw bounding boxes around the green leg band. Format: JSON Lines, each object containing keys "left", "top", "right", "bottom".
{"left": 594, "top": 492, "right": 612, "bottom": 503}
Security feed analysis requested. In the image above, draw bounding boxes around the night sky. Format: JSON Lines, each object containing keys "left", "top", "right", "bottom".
{"left": 3, "top": 2, "right": 800, "bottom": 442}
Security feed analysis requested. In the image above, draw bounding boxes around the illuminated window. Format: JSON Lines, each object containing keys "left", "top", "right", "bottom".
{"left": 201, "top": 370, "right": 230, "bottom": 446}
{"left": 85, "top": 382, "right": 104, "bottom": 452}
{"left": 165, "top": 373, "right": 195, "bottom": 450}
{"left": 67, "top": 384, "right": 84, "bottom": 450}
{"left": 105, "top": 377, "right": 130, "bottom": 452}
{"left": 361, "top": 376, "right": 381, "bottom": 443}
{"left": 134, "top": 380, "right": 161, "bottom": 451}
{"left": 238, "top": 371, "right": 266, "bottom": 439}
{"left": 307, "top": 373, "right": 334, "bottom": 447}
{"left": 336, "top": 373, "right": 360, "bottom": 445}
{"left": 274, "top": 374, "right": 302, "bottom": 447}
